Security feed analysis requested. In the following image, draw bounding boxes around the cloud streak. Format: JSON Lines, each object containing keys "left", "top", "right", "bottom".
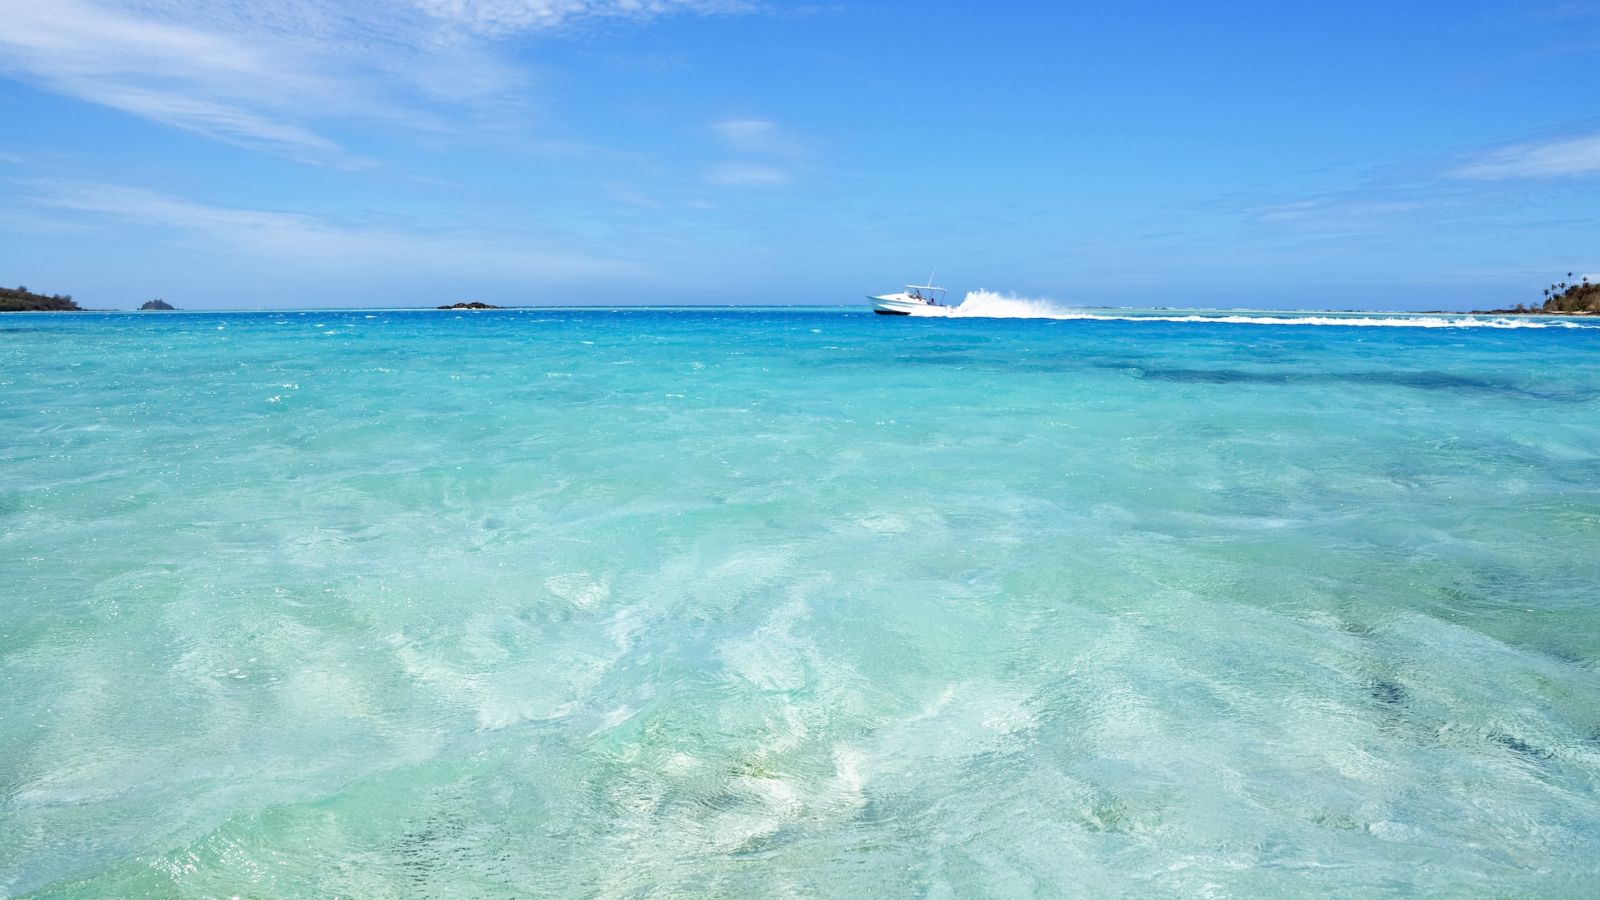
{"left": 1239, "top": 125, "right": 1600, "bottom": 244}
{"left": 712, "top": 118, "right": 777, "bottom": 151}
{"left": 412, "top": 0, "right": 750, "bottom": 35}
{"left": 1450, "top": 132, "right": 1600, "bottom": 179}
{"left": 28, "top": 180, "right": 626, "bottom": 280}
{"left": 0, "top": 0, "right": 380, "bottom": 160}
{"left": 0, "top": 0, "right": 750, "bottom": 162}
{"left": 1253, "top": 197, "right": 1425, "bottom": 226}
{"left": 706, "top": 116, "right": 799, "bottom": 188}
{"left": 706, "top": 162, "right": 789, "bottom": 186}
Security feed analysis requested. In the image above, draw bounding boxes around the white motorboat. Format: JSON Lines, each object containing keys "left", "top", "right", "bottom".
{"left": 869, "top": 281, "right": 947, "bottom": 315}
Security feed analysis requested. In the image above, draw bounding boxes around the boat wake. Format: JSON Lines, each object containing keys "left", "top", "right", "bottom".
{"left": 909, "top": 290, "right": 1595, "bottom": 328}
{"left": 908, "top": 290, "right": 1070, "bottom": 319}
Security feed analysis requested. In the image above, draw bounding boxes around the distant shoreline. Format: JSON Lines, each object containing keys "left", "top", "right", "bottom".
{"left": 4, "top": 299, "right": 1597, "bottom": 316}
{"left": 6, "top": 304, "right": 1593, "bottom": 318}
{"left": 0, "top": 286, "right": 81, "bottom": 312}
{"left": 1458, "top": 308, "right": 1598, "bottom": 317}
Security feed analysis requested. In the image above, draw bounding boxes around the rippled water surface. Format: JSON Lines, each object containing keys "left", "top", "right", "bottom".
{"left": 3, "top": 308, "right": 1599, "bottom": 896}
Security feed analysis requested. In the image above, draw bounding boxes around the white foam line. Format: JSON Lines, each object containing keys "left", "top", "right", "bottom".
{"left": 1019, "top": 312, "right": 1586, "bottom": 329}
{"left": 912, "top": 291, "right": 1594, "bottom": 329}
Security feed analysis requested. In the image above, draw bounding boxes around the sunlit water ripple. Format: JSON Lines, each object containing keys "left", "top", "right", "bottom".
{"left": 2, "top": 308, "right": 1598, "bottom": 896}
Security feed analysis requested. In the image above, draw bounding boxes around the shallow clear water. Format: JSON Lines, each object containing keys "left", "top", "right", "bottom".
{"left": 3, "top": 308, "right": 1599, "bottom": 896}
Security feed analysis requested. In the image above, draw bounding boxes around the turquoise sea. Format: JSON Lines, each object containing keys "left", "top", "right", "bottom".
{"left": 3, "top": 307, "right": 1599, "bottom": 896}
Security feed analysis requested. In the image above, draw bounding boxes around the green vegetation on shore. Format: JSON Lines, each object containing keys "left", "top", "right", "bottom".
{"left": 1539, "top": 274, "right": 1598, "bottom": 313}
{"left": 1, "top": 285, "right": 81, "bottom": 312}
{"left": 1478, "top": 273, "right": 1599, "bottom": 315}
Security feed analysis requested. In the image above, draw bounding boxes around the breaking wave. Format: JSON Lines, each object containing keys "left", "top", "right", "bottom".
{"left": 910, "top": 290, "right": 1595, "bottom": 328}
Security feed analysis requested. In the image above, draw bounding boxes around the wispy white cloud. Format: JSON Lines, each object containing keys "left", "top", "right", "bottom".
{"left": 711, "top": 118, "right": 777, "bottom": 151}
{"left": 28, "top": 180, "right": 625, "bottom": 279}
{"left": 1239, "top": 124, "right": 1600, "bottom": 242}
{"left": 1450, "top": 132, "right": 1600, "bottom": 179}
{"left": 412, "top": 0, "right": 751, "bottom": 35}
{"left": 706, "top": 162, "right": 788, "bottom": 187}
{"left": 1252, "top": 197, "right": 1424, "bottom": 225}
{"left": 79, "top": 85, "right": 346, "bottom": 158}
{"left": 0, "top": 2, "right": 348, "bottom": 158}
{"left": 706, "top": 116, "right": 799, "bottom": 187}
{"left": 0, "top": 0, "right": 750, "bottom": 162}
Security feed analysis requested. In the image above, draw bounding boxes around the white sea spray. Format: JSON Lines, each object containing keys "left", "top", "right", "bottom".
{"left": 914, "top": 289, "right": 1594, "bottom": 327}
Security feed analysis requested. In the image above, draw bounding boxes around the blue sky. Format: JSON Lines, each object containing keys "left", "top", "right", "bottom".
{"left": 1, "top": 0, "right": 1597, "bottom": 309}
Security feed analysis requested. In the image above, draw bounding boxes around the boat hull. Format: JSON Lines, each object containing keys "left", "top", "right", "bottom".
{"left": 868, "top": 294, "right": 933, "bottom": 316}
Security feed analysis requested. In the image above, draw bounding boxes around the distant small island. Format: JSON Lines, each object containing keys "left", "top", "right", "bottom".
{"left": 139, "top": 298, "right": 176, "bottom": 310}
{"left": 1, "top": 285, "right": 81, "bottom": 312}
{"left": 437, "top": 301, "right": 502, "bottom": 310}
{"left": 1474, "top": 273, "right": 1598, "bottom": 315}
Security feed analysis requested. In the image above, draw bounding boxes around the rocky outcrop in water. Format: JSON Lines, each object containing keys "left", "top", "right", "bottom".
{"left": 437, "top": 301, "right": 502, "bottom": 310}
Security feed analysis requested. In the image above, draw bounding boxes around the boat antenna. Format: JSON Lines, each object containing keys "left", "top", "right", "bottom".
{"left": 927, "top": 267, "right": 938, "bottom": 288}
